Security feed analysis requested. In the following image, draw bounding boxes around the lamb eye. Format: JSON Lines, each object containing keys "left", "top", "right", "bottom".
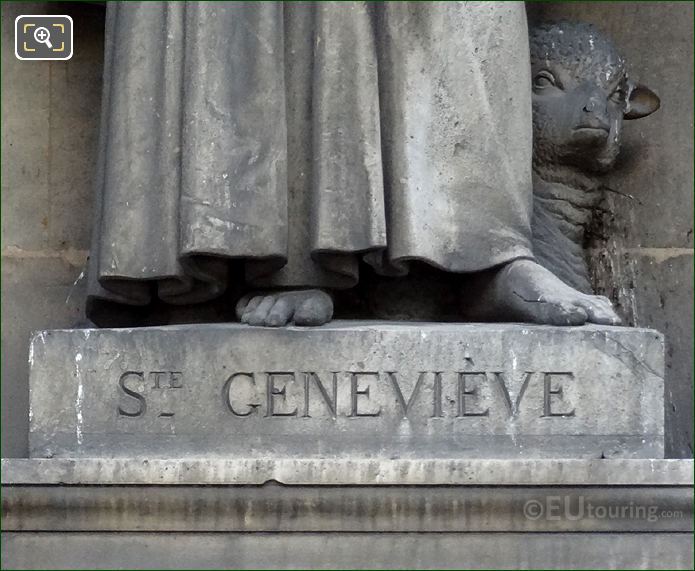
{"left": 533, "top": 71, "right": 557, "bottom": 89}
{"left": 610, "top": 88, "right": 626, "bottom": 104}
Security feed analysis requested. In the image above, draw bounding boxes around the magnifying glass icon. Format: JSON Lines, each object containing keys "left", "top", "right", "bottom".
{"left": 33, "top": 26, "right": 53, "bottom": 49}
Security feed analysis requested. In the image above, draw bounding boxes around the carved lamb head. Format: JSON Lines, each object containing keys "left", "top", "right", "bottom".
{"left": 529, "top": 22, "right": 660, "bottom": 174}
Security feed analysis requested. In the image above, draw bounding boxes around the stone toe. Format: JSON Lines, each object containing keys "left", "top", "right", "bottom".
{"left": 293, "top": 293, "right": 333, "bottom": 326}
{"left": 235, "top": 294, "right": 251, "bottom": 320}
{"left": 581, "top": 296, "right": 622, "bottom": 325}
{"left": 247, "top": 295, "right": 276, "bottom": 326}
{"left": 541, "top": 300, "right": 588, "bottom": 326}
{"left": 265, "top": 298, "right": 294, "bottom": 327}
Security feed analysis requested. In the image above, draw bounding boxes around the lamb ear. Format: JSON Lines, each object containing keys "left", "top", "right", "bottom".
{"left": 625, "top": 83, "right": 660, "bottom": 120}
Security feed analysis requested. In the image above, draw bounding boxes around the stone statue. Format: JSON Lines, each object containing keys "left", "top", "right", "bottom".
{"left": 529, "top": 22, "right": 660, "bottom": 293}
{"left": 86, "top": 2, "right": 643, "bottom": 328}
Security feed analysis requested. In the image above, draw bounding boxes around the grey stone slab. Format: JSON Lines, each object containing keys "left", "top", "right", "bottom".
{"left": 3, "top": 458, "right": 691, "bottom": 486}
{"left": 3, "top": 458, "right": 691, "bottom": 568}
{"left": 1, "top": 255, "right": 87, "bottom": 457}
{"left": 2, "top": 532, "right": 693, "bottom": 570}
{"left": 590, "top": 249, "right": 694, "bottom": 458}
{"left": 28, "top": 322, "right": 664, "bottom": 458}
{"left": 4, "top": 459, "right": 690, "bottom": 534}
{"left": 3, "top": 484, "right": 691, "bottom": 533}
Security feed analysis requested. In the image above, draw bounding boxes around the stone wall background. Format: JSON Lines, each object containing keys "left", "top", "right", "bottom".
{"left": 2, "top": 1, "right": 692, "bottom": 457}
{"left": 1, "top": 1, "right": 103, "bottom": 457}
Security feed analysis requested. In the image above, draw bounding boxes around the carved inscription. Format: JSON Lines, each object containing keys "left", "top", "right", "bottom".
{"left": 117, "top": 369, "right": 578, "bottom": 420}
{"left": 117, "top": 371, "right": 183, "bottom": 418}
{"left": 218, "top": 370, "right": 577, "bottom": 420}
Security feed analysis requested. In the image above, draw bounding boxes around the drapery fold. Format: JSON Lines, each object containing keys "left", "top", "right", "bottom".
{"left": 88, "top": 1, "right": 534, "bottom": 316}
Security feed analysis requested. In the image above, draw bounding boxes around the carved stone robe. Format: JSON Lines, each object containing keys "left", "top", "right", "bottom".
{"left": 87, "top": 1, "right": 534, "bottom": 318}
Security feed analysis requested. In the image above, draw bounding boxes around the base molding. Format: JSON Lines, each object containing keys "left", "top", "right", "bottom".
{"left": 2, "top": 458, "right": 692, "bottom": 569}
{"left": 3, "top": 532, "right": 692, "bottom": 570}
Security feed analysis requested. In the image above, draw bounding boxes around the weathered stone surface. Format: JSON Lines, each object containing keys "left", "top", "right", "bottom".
{"left": 6, "top": 484, "right": 689, "bottom": 533}
{"left": 1, "top": 255, "right": 87, "bottom": 458}
{"left": 29, "top": 322, "right": 664, "bottom": 458}
{"left": 6, "top": 458, "right": 689, "bottom": 486}
{"left": 1, "top": 0, "right": 103, "bottom": 458}
{"left": 1, "top": 2, "right": 50, "bottom": 253}
{"left": 2, "top": 458, "right": 692, "bottom": 569}
{"left": 3, "top": 533, "right": 692, "bottom": 571}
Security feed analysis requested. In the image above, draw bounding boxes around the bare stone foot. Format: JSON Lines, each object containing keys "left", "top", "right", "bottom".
{"left": 472, "top": 259, "right": 621, "bottom": 326}
{"left": 235, "top": 289, "right": 333, "bottom": 327}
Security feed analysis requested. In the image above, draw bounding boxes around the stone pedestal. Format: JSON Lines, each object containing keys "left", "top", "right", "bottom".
{"left": 2, "top": 458, "right": 692, "bottom": 569}
{"left": 7, "top": 321, "right": 684, "bottom": 569}
{"left": 29, "top": 322, "right": 664, "bottom": 459}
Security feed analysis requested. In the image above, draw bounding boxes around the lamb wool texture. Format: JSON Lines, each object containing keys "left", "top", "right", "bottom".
{"left": 527, "top": 21, "right": 657, "bottom": 293}
{"left": 529, "top": 22, "right": 626, "bottom": 92}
